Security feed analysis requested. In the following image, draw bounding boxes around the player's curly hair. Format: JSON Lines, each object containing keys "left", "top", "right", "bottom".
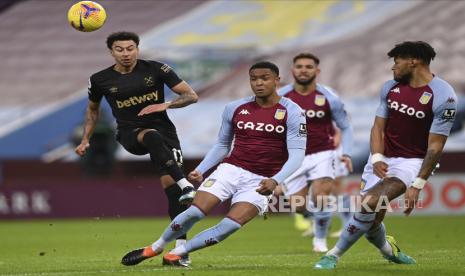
{"left": 387, "top": 41, "right": 436, "bottom": 65}
{"left": 106, "top": 31, "right": 140, "bottom": 49}
{"left": 249, "top": 61, "right": 279, "bottom": 76}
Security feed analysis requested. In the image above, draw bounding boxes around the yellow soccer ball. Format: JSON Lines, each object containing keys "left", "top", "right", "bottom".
{"left": 67, "top": 1, "right": 107, "bottom": 32}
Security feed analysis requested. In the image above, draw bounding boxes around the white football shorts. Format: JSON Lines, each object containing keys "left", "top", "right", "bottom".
{"left": 334, "top": 145, "right": 349, "bottom": 178}
{"left": 198, "top": 163, "right": 271, "bottom": 216}
{"left": 282, "top": 150, "right": 336, "bottom": 196}
{"left": 360, "top": 154, "right": 423, "bottom": 195}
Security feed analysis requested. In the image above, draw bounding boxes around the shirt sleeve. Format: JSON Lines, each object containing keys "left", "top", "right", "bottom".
{"left": 329, "top": 96, "right": 353, "bottom": 156}
{"left": 157, "top": 62, "right": 183, "bottom": 88}
{"left": 87, "top": 76, "right": 104, "bottom": 103}
{"left": 285, "top": 103, "right": 307, "bottom": 150}
{"left": 430, "top": 82, "right": 458, "bottom": 136}
{"left": 196, "top": 104, "right": 235, "bottom": 174}
{"left": 375, "top": 80, "right": 397, "bottom": 118}
{"left": 271, "top": 148, "right": 305, "bottom": 184}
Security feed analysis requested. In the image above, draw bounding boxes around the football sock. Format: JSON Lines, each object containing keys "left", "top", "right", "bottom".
{"left": 365, "top": 222, "right": 392, "bottom": 256}
{"left": 304, "top": 200, "right": 315, "bottom": 219}
{"left": 338, "top": 194, "right": 352, "bottom": 227}
{"left": 164, "top": 184, "right": 188, "bottom": 239}
{"left": 171, "top": 217, "right": 241, "bottom": 255}
{"left": 329, "top": 212, "right": 376, "bottom": 257}
{"left": 151, "top": 205, "right": 205, "bottom": 252}
{"left": 142, "top": 131, "right": 193, "bottom": 188}
{"left": 314, "top": 210, "right": 332, "bottom": 239}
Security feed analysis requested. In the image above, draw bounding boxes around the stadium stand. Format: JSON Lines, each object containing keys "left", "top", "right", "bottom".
{"left": 0, "top": 0, "right": 206, "bottom": 127}
{"left": 0, "top": 0, "right": 463, "bottom": 163}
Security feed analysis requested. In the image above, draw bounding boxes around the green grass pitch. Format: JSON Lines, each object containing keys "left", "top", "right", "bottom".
{"left": 1, "top": 215, "right": 464, "bottom": 275}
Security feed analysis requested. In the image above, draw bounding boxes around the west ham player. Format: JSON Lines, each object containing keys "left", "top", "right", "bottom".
{"left": 315, "top": 41, "right": 457, "bottom": 269}
{"left": 277, "top": 53, "right": 353, "bottom": 252}
{"left": 121, "top": 61, "right": 307, "bottom": 267}
{"left": 74, "top": 32, "right": 198, "bottom": 265}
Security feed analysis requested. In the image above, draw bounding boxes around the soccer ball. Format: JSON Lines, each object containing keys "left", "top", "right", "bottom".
{"left": 67, "top": 1, "right": 107, "bottom": 32}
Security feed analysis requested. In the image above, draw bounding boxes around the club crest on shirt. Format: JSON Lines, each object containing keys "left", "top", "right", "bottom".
{"left": 419, "top": 92, "right": 432, "bottom": 104}
{"left": 203, "top": 179, "right": 216, "bottom": 188}
{"left": 315, "top": 95, "right": 326, "bottom": 106}
{"left": 274, "top": 109, "right": 286, "bottom": 120}
{"left": 360, "top": 179, "right": 366, "bottom": 190}
{"left": 144, "top": 76, "right": 154, "bottom": 87}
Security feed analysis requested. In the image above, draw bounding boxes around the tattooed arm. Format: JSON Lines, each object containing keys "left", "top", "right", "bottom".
{"left": 75, "top": 100, "right": 100, "bottom": 156}
{"left": 168, "top": 81, "right": 199, "bottom": 108}
{"left": 138, "top": 81, "right": 198, "bottom": 115}
{"left": 404, "top": 133, "right": 447, "bottom": 215}
{"left": 417, "top": 133, "right": 447, "bottom": 180}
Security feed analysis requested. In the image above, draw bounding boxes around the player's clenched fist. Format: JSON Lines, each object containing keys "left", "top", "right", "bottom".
{"left": 373, "top": 161, "right": 388, "bottom": 178}
{"left": 256, "top": 178, "right": 278, "bottom": 195}
{"left": 188, "top": 170, "right": 203, "bottom": 184}
{"left": 75, "top": 141, "right": 90, "bottom": 156}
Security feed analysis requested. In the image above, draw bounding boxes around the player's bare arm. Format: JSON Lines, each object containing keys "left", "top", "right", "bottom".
{"left": 333, "top": 126, "right": 341, "bottom": 148}
{"left": 370, "top": 116, "right": 388, "bottom": 178}
{"left": 138, "top": 81, "right": 198, "bottom": 116}
{"left": 168, "top": 81, "right": 199, "bottom": 108}
{"left": 404, "top": 133, "right": 447, "bottom": 216}
{"left": 75, "top": 100, "right": 100, "bottom": 156}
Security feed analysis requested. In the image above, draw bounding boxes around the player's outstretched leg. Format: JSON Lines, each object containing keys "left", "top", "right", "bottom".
{"left": 164, "top": 182, "right": 191, "bottom": 265}
{"left": 162, "top": 217, "right": 241, "bottom": 266}
{"left": 330, "top": 194, "right": 352, "bottom": 238}
{"left": 311, "top": 178, "right": 334, "bottom": 252}
{"left": 141, "top": 130, "right": 196, "bottom": 204}
{"left": 121, "top": 205, "right": 205, "bottom": 266}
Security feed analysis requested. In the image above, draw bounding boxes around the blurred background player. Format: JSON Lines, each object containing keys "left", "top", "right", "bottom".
{"left": 329, "top": 126, "right": 352, "bottom": 238}
{"left": 74, "top": 31, "right": 198, "bottom": 266}
{"left": 275, "top": 53, "right": 353, "bottom": 252}
{"left": 121, "top": 61, "right": 307, "bottom": 267}
{"left": 315, "top": 41, "right": 458, "bottom": 269}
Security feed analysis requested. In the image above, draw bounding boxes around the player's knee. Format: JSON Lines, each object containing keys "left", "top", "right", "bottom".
{"left": 185, "top": 205, "right": 206, "bottom": 221}
{"left": 361, "top": 194, "right": 381, "bottom": 212}
{"left": 142, "top": 130, "right": 164, "bottom": 146}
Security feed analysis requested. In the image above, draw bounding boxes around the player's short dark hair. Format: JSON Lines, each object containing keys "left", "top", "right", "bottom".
{"left": 106, "top": 31, "right": 140, "bottom": 49}
{"left": 387, "top": 41, "right": 436, "bottom": 65}
{"left": 249, "top": 61, "right": 279, "bottom": 76}
{"left": 293, "top": 52, "right": 320, "bottom": 65}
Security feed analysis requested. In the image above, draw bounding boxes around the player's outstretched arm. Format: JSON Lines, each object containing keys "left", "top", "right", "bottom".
{"left": 75, "top": 100, "right": 100, "bottom": 156}
{"left": 370, "top": 116, "right": 388, "bottom": 178}
{"left": 138, "top": 81, "right": 198, "bottom": 115}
